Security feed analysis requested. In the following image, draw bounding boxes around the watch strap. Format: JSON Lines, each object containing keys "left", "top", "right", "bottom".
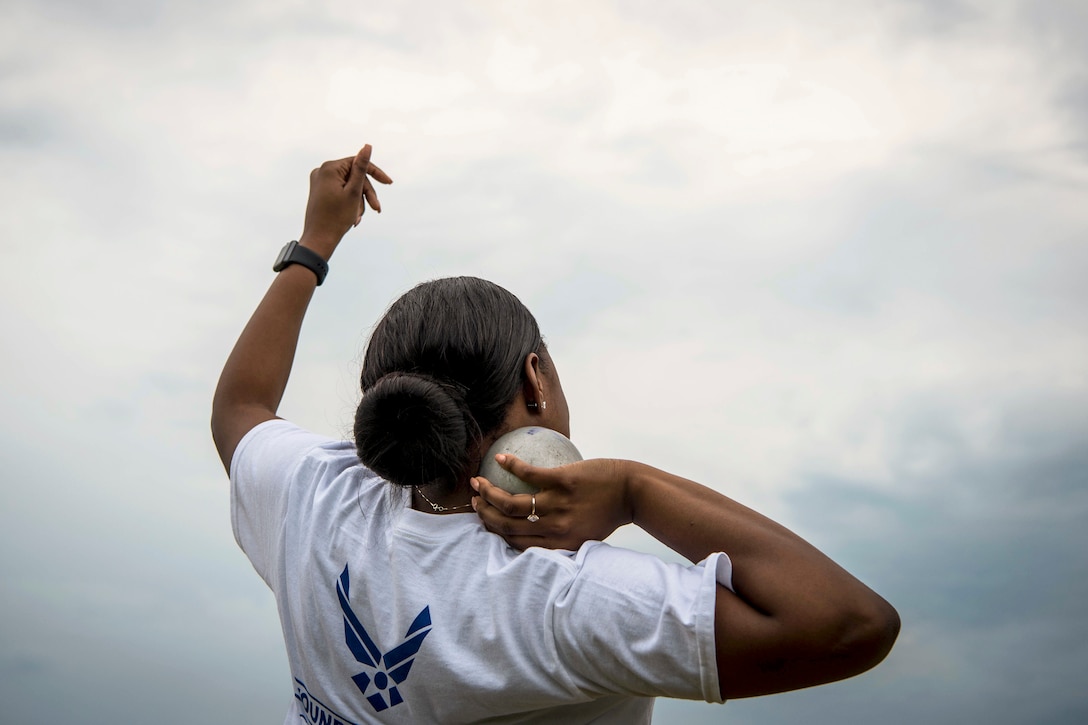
{"left": 273, "top": 241, "right": 328, "bottom": 286}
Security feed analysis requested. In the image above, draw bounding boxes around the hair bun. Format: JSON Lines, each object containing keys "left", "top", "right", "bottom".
{"left": 354, "top": 372, "right": 477, "bottom": 488}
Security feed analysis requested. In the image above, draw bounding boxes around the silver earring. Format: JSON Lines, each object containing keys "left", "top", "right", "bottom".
{"left": 541, "top": 401, "right": 547, "bottom": 410}
{"left": 527, "top": 402, "right": 538, "bottom": 410}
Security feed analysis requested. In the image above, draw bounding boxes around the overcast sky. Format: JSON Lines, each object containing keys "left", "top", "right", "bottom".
{"left": 1, "top": 1, "right": 1086, "bottom": 723}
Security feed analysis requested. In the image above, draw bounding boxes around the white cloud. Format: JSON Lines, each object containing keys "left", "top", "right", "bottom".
{"left": 1, "top": 1, "right": 1086, "bottom": 722}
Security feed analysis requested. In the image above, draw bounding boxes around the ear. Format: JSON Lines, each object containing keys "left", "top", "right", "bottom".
{"left": 521, "top": 352, "right": 546, "bottom": 412}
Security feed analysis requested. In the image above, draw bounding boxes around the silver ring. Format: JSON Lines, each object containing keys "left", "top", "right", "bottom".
{"left": 527, "top": 494, "right": 540, "bottom": 523}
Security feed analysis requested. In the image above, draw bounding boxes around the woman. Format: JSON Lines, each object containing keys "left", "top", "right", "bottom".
{"left": 212, "top": 145, "right": 899, "bottom": 724}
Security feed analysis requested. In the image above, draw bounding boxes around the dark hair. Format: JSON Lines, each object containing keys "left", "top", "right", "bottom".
{"left": 354, "top": 277, "right": 543, "bottom": 489}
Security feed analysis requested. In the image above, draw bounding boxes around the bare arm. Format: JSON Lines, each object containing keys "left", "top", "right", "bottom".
{"left": 210, "top": 145, "right": 392, "bottom": 471}
{"left": 472, "top": 457, "right": 900, "bottom": 699}
{"left": 627, "top": 462, "right": 899, "bottom": 697}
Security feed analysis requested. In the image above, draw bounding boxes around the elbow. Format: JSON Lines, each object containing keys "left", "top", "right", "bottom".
{"left": 210, "top": 407, "right": 230, "bottom": 472}
{"left": 830, "top": 596, "right": 901, "bottom": 676}
{"left": 210, "top": 398, "right": 229, "bottom": 451}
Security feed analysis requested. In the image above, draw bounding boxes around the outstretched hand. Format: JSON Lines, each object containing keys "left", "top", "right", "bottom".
{"left": 471, "top": 455, "right": 635, "bottom": 551}
{"left": 300, "top": 144, "right": 393, "bottom": 260}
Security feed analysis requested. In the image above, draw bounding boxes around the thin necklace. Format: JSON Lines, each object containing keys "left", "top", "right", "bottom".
{"left": 415, "top": 486, "right": 474, "bottom": 513}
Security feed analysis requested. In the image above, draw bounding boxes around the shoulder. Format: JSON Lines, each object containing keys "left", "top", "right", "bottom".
{"left": 231, "top": 419, "right": 358, "bottom": 483}
{"left": 566, "top": 542, "right": 728, "bottom": 603}
{"left": 229, "top": 418, "right": 378, "bottom": 530}
{"left": 494, "top": 541, "right": 728, "bottom": 624}
{"left": 535, "top": 542, "right": 728, "bottom": 702}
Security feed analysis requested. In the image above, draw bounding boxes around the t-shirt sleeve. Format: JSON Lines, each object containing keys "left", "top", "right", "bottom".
{"left": 229, "top": 419, "right": 334, "bottom": 585}
{"left": 552, "top": 544, "right": 734, "bottom": 703}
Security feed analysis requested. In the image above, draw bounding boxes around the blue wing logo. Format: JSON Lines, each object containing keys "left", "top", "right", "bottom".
{"left": 336, "top": 565, "right": 432, "bottom": 712}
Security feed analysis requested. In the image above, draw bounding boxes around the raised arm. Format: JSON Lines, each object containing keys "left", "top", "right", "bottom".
{"left": 210, "top": 145, "right": 392, "bottom": 471}
{"left": 471, "top": 456, "right": 900, "bottom": 699}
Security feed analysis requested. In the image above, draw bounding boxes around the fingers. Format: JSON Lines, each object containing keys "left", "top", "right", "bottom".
{"left": 347, "top": 145, "right": 391, "bottom": 215}
{"left": 363, "top": 177, "right": 381, "bottom": 213}
{"left": 473, "top": 474, "right": 576, "bottom": 550}
{"left": 367, "top": 162, "right": 393, "bottom": 185}
{"left": 474, "top": 458, "right": 629, "bottom": 552}
{"left": 344, "top": 145, "right": 371, "bottom": 199}
{"left": 474, "top": 500, "right": 549, "bottom": 550}
{"left": 473, "top": 476, "right": 536, "bottom": 528}
{"left": 471, "top": 474, "right": 530, "bottom": 516}
{"left": 351, "top": 144, "right": 372, "bottom": 180}
{"left": 494, "top": 454, "right": 555, "bottom": 489}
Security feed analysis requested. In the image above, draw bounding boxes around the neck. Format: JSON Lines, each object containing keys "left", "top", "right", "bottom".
{"left": 412, "top": 482, "right": 474, "bottom": 514}
{"left": 410, "top": 428, "right": 509, "bottom": 514}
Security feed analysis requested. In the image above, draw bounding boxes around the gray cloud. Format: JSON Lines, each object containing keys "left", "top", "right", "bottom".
{"left": 2, "top": 1, "right": 1086, "bottom": 723}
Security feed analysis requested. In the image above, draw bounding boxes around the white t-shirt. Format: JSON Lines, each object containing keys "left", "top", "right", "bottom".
{"left": 231, "top": 419, "right": 732, "bottom": 724}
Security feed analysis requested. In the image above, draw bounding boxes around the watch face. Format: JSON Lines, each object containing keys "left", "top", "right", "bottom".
{"left": 273, "top": 241, "right": 295, "bottom": 270}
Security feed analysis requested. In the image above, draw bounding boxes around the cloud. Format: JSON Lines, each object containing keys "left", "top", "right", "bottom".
{"left": 1, "top": 1, "right": 1086, "bottom": 723}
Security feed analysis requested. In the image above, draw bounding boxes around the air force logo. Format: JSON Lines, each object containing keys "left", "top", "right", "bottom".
{"left": 336, "top": 565, "right": 432, "bottom": 712}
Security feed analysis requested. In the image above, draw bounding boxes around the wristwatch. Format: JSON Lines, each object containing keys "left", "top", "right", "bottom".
{"left": 273, "top": 241, "right": 328, "bottom": 286}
